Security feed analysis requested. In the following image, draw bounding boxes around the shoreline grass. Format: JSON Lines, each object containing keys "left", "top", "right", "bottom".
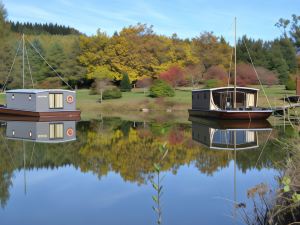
{"left": 0, "top": 85, "right": 297, "bottom": 120}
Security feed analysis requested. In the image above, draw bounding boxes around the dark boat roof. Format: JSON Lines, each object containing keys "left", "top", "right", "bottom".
{"left": 6, "top": 89, "right": 75, "bottom": 94}
{"left": 192, "top": 86, "right": 259, "bottom": 92}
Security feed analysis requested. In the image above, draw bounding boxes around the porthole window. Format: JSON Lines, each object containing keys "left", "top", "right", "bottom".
{"left": 12, "top": 94, "right": 15, "bottom": 100}
{"left": 29, "top": 94, "right": 32, "bottom": 100}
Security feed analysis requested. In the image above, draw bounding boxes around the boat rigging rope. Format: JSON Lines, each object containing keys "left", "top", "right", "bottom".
{"left": 225, "top": 47, "right": 234, "bottom": 108}
{"left": 2, "top": 38, "right": 22, "bottom": 92}
{"left": 26, "top": 38, "right": 73, "bottom": 90}
{"left": 227, "top": 47, "right": 234, "bottom": 87}
{"left": 242, "top": 40, "right": 272, "bottom": 109}
{"left": 24, "top": 43, "right": 34, "bottom": 88}
{"left": 254, "top": 129, "right": 272, "bottom": 168}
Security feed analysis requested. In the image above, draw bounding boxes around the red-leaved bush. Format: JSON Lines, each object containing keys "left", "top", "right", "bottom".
{"left": 159, "top": 65, "right": 186, "bottom": 87}
{"left": 168, "top": 128, "right": 184, "bottom": 145}
{"left": 256, "top": 67, "right": 279, "bottom": 86}
{"left": 203, "top": 65, "right": 228, "bottom": 86}
{"left": 236, "top": 63, "right": 258, "bottom": 86}
{"left": 136, "top": 77, "right": 153, "bottom": 88}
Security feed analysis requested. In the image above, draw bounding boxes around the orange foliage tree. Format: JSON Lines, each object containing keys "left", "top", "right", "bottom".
{"left": 204, "top": 65, "right": 228, "bottom": 82}
{"left": 159, "top": 65, "right": 186, "bottom": 87}
{"left": 236, "top": 63, "right": 258, "bottom": 86}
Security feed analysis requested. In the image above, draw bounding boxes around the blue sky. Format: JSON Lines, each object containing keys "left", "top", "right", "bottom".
{"left": 2, "top": 0, "right": 297, "bottom": 41}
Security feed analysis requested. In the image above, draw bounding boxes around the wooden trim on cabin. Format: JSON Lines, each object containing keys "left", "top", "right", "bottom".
{"left": 0, "top": 107, "right": 81, "bottom": 121}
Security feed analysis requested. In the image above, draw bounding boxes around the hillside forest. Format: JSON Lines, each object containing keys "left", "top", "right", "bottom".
{"left": 0, "top": 2, "right": 299, "bottom": 92}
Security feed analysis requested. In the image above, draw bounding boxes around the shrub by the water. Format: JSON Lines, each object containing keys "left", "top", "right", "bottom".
{"left": 204, "top": 79, "right": 224, "bottom": 88}
{"left": 102, "top": 87, "right": 122, "bottom": 100}
{"left": 120, "top": 73, "right": 132, "bottom": 92}
{"left": 285, "top": 76, "right": 296, "bottom": 90}
{"left": 149, "top": 79, "right": 175, "bottom": 97}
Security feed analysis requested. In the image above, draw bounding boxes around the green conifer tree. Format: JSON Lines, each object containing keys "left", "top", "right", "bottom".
{"left": 120, "top": 73, "right": 131, "bottom": 92}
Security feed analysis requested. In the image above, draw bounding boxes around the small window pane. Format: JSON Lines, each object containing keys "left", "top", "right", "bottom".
{"left": 49, "top": 124, "right": 55, "bottom": 138}
{"left": 49, "top": 123, "right": 64, "bottom": 139}
{"left": 55, "top": 94, "right": 63, "bottom": 108}
{"left": 49, "top": 93, "right": 63, "bottom": 109}
{"left": 49, "top": 94, "right": 55, "bottom": 108}
{"left": 55, "top": 124, "right": 63, "bottom": 138}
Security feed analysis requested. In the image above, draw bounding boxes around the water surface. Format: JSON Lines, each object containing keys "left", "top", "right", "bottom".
{"left": 0, "top": 117, "right": 289, "bottom": 225}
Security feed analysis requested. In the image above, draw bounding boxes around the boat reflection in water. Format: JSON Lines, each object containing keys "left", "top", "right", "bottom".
{"left": 189, "top": 117, "right": 273, "bottom": 150}
{"left": 5, "top": 120, "right": 77, "bottom": 143}
{"left": 189, "top": 116, "right": 273, "bottom": 220}
{"left": 1, "top": 117, "right": 78, "bottom": 195}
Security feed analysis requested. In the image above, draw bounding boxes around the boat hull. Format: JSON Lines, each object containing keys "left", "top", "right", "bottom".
{"left": 188, "top": 116, "right": 272, "bottom": 129}
{"left": 188, "top": 109, "right": 272, "bottom": 120}
{"left": 0, "top": 107, "right": 81, "bottom": 121}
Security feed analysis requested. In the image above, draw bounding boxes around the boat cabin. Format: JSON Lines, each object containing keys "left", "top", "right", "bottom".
{"left": 192, "top": 87, "right": 259, "bottom": 110}
{"left": 5, "top": 89, "right": 76, "bottom": 112}
{"left": 6, "top": 120, "right": 76, "bottom": 143}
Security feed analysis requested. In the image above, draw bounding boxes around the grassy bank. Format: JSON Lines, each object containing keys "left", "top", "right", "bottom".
{"left": 0, "top": 85, "right": 297, "bottom": 120}
{"left": 76, "top": 85, "right": 296, "bottom": 120}
{"left": 77, "top": 88, "right": 191, "bottom": 119}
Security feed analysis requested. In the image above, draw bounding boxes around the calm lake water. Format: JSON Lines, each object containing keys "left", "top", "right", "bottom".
{"left": 0, "top": 116, "right": 293, "bottom": 225}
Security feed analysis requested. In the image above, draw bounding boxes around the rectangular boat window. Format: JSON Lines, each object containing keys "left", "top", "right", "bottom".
{"left": 49, "top": 123, "right": 64, "bottom": 139}
{"left": 49, "top": 93, "right": 63, "bottom": 109}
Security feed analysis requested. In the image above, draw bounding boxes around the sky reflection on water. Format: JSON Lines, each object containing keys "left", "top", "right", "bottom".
{"left": 0, "top": 117, "right": 287, "bottom": 225}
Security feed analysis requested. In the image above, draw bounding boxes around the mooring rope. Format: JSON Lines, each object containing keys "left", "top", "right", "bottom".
{"left": 24, "top": 43, "right": 34, "bottom": 88}
{"left": 2, "top": 37, "right": 22, "bottom": 92}
{"left": 242, "top": 40, "right": 272, "bottom": 109}
{"left": 26, "top": 38, "right": 73, "bottom": 90}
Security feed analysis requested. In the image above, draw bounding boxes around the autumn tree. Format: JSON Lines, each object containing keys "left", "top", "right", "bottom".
{"left": 159, "top": 65, "right": 185, "bottom": 87}
{"left": 192, "top": 32, "right": 232, "bottom": 70}
{"left": 236, "top": 63, "right": 258, "bottom": 86}
{"left": 203, "top": 65, "right": 228, "bottom": 86}
{"left": 256, "top": 67, "right": 279, "bottom": 86}
{"left": 184, "top": 63, "right": 205, "bottom": 87}
{"left": 136, "top": 77, "right": 152, "bottom": 95}
{"left": 87, "top": 66, "right": 117, "bottom": 101}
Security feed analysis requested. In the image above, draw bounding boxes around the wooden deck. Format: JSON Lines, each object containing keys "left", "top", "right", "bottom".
{"left": 0, "top": 107, "right": 81, "bottom": 121}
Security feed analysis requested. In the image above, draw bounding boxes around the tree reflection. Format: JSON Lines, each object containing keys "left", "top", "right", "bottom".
{"left": 0, "top": 118, "right": 287, "bottom": 208}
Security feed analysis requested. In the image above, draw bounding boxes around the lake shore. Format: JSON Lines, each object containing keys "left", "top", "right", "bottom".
{"left": 76, "top": 85, "right": 296, "bottom": 120}
{"left": 0, "top": 85, "right": 296, "bottom": 121}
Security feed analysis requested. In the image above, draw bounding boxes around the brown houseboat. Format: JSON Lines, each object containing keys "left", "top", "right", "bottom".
{"left": 188, "top": 18, "right": 272, "bottom": 120}
{"left": 188, "top": 87, "right": 272, "bottom": 120}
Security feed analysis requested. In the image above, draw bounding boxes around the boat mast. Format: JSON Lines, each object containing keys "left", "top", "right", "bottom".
{"left": 22, "top": 33, "right": 25, "bottom": 89}
{"left": 233, "top": 17, "right": 237, "bottom": 109}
